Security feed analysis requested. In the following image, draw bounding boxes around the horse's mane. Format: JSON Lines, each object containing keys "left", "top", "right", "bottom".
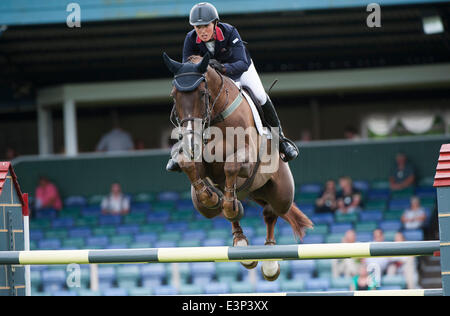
{"left": 187, "top": 55, "right": 202, "bottom": 64}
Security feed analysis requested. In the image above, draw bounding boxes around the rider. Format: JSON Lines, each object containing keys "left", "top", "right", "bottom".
{"left": 166, "top": 2, "right": 299, "bottom": 172}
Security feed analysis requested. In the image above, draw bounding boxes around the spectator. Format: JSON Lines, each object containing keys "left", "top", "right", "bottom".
{"left": 315, "top": 180, "right": 338, "bottom": 213}
{"left": 350, "top": 263, "right": 377, "bottom": 291}
{"left": 96, "top": 111, "right": 134, "bottom": 152}
{"left": 401, "top": 196, "right": 426, "bottom": 230}
{"left": 300, "top": 129, "right": 312, "bottom": 142}
{"left": 35, "top": 176, "right": 63, "bottom": 211}
{"left": 101, "top": 183, "right": 130, "bottom": 215}
{"left": 336, "top": 176, "right": 363, "bottom": 214}
{"left": 344, "top": 126, "right": 360, "bottom": 140}
{"left": 389, "top": 152, "right": 415, "bottom": 191}
{"left": 385, "top": 232, "right": 419, "bottom": 289}
{"left": 135, "top": 139, "right": 146, "bottom": 150}
{"left": 364, "top": 229, "right": 390, "bottom": 275}
{"left": 4, "top": 146, "right": 18, "bottom": 160}
{"left": 332, "top": 229, "right": 360, "bottom": 278}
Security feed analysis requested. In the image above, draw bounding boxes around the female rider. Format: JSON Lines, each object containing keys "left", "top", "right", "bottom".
{"left": 167, "top": 2, "right": 298, "bottom": 171}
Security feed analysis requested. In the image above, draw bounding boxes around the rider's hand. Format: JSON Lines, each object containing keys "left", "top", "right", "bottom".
{"left": 209, "top": 59, "right": 225, "bottom": 74}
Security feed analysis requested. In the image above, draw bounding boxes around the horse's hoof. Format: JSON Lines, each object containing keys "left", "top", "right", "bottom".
{"left": 224, "top": 200, "right": 244, "bottom": 222}
{"left": 233, "top": 238, "right": 257, "bottom": 270}
{"left": 261, "top": 261, "right": 281, "bottom": 282}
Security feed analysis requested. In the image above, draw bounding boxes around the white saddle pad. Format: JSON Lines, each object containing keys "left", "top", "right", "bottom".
{"left": 231, "top": 81, "right": 268, "bottom": 137}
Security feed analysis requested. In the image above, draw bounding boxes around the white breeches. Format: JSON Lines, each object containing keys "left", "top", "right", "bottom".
{"left": 235, "top": 60, "right": 267, "bottom": 106}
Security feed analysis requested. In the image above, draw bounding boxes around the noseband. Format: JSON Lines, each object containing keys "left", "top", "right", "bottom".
{"left": 170, "top": 69, "right": 228, "bottom": 144}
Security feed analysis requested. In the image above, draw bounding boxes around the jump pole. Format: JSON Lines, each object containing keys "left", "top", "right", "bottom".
{"left": 434, "top": 143, "right": 450, "bottom": 297}
{"left": 0, "top": 241, "right": 440, "bottom": 265}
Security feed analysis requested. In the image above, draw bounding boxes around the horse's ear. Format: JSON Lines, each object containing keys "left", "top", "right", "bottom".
{"left": 163, "top": 52, "right": 183, "bottom": 74}
{"left": 197, "top": 52, "right": 210, "bottom": 74}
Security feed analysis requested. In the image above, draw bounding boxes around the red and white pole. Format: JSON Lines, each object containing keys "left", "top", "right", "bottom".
{"left": 22, "top": 193, "right": 31, "bottom": 296}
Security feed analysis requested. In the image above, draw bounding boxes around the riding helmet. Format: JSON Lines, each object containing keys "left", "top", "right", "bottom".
{"left": 189, "top": 2, "right": 219, "bottom": 26}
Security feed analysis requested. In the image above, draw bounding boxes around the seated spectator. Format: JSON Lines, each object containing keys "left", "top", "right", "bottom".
{"left": 315, "top": 180, "right": 338, "bottom": 213}
{"left": 35, "top": 176, "right": 63, "bottom": 211}
{"left": 401, "top": 196, "right": 426, "bottom": 230}
{"left": 101, "top": 183, "right": 130, "bottom": 215}
{"left": 4, "top": 146, "right": 18, "bottom": 160}
{"left": 364, "top": 229, "right": 390, "bottom": 275}
{"left": 344, "top": 126, "right": 360, "bottom": 140}
{"left": 389, "top": 152, "right": 415, "bottom": 191}
{"left": 385, "top": 232, "right": 419, "bottom": 289}
{"left": 332, "top": 229, "right": 360, "bottom": 278}
{"left": 336, "top": 176, "right": 362, "bottom": 214}
{"left": 96, "top": 111, "right": 134, "bottom": 152}
{"left": 351, "top": 263, "right": 377, "bottom": 291}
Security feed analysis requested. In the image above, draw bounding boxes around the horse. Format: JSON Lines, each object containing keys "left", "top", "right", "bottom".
{"left": 163, "top": 52, "right": 313, "bottom": 280}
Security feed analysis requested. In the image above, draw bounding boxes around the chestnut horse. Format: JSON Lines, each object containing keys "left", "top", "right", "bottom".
{"left": 163, "top": 52, "right": 313, "bottom": 281}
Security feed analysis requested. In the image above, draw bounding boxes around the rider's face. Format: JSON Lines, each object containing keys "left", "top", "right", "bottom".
{"left": 194, "top": 22, "right": 215, "bottom": 42}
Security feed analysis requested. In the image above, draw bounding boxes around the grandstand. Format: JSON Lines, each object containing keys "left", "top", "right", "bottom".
{"left": 1, "top": 0, "right": 449, "bottom": 296}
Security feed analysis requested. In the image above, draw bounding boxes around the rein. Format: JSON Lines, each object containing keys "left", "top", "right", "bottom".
{"left": 170, "top": 69, "right": 247, "bottom": 140}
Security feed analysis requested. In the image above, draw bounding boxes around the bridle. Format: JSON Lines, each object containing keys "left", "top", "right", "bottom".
{"left": 170, "top": 68, "right": 229, "bottom": 146}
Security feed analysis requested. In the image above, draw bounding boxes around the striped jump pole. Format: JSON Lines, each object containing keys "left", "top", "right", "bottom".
{"left": 0, "top": 241, "right": 440, "bottom": 265}
{"left": 434, "top": 143, "right": 450, "bottom": 297}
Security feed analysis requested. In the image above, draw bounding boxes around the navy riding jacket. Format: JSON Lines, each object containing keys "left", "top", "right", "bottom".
{"left": 182, "top": 22, "right": 252, "bottom": 80}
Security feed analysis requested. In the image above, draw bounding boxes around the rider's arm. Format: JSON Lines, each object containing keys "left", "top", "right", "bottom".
{"left": 182, "top": 33, "right": 199, "bottom": 63}
{"left": 222, "top": 27, "right": 250, "bottom": 77}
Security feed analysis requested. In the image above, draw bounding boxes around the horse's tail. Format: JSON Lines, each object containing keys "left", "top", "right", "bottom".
{"left": 280, "top": 203, "right": 313, "bottom": 240}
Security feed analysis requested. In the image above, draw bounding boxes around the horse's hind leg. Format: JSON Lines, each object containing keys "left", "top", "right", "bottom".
{"left": 232, "top": 221, "right": 257, "bottom": 269}
{"left": 261, "top": 204, "right": 281, "bottom": 281}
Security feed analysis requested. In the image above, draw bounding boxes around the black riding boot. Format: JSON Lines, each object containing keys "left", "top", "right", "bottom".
{"left": 166, "top": 157, "right": 182, "bottom": 172}
{"left": 261, "top": 97, "right": 299, "bottom": 162}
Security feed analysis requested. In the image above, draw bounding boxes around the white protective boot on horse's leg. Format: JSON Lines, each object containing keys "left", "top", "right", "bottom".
{"left": 261, "top": 260, "right": 281, "bottom": 281}
{"left": 233, "top": 226, "right": 258, "bottom": 269}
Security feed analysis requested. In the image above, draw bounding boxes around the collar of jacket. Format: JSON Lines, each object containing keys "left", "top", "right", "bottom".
{"left": 196, "top": 26, "right": 225, "bottom": 44}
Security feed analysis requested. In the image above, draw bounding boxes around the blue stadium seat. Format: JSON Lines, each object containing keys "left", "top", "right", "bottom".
{"left": 81, "top": 206, "right": 102, "bottom": 217}
{"left": 158, "top": 191, "right": 179, "bottom": 201}
{"left": 103, "top": 288, "right": 128, "bottom": 296}
{"left": 182, "top": 230, "right": 206, "bottom": 240}
{"left": 130, "top": 202, "right": 150, "bottom": 212}
{"left": 35, "top": 209, "right": 58, "bottom": 219}
{"left": 98, "top": 215, "right": 121, "bottom": 226}
{"left": 116, "top": 224, "right": 140, "bottom": 235}
{"left": 147, "top": 211, "right": 170, "bottom": 222}
{"left": 86, "top": 236, "right": 109, "bottom": 248}
{"left": 301, "top": 234, "right": 325, "bottom": 244}
{"left": 305, "top": 278, "right": 330, "bottom": 291}
{"left": 38, "top": 239, "right": 61, "bottom": 250}
{"left": 297, "top": 204, "right": 314, "bottom": 216}
{"left": 389, "top": 199, "right": 410, "bottom": 210}
{"left": 202, "top": 238, "right": 226, "bottom": 246}
{"left": 165, "top": 222, "right": 188, "bottom": 232}
{"left": 311, "top": 213, "right": 334, "bottom": 225}
{"left": 255, "top": 282, "right": 280, "bottom": 293}
{"left": 299, "top": 183, "right": 322, "bottom": 194}
{"left": 330, "top": 223, "right": 353, "bottom": 234}
{"left": 212, "top": 218, "right": 229, "bottom": 229}
{"left": 356, "top": 232, "right": 372, "bottom": 242}
{"left": 204, "top": 282, "right": 230, "bottom": 294}
{"left": 134, "top": 233, "right": 158, "bottom": 244}
{"left": 176, "top": 200, "right": 195, "bottom": 209}
{"left": 64, "top": 196, "right": 87, "bottom": 207}
{"left": 42, "top": 270, "right": 66, "bottom": 292}
{"left": 154, "top": 241, "right": 176, "bottom": 248}
{"left": 30, "top": 230, "right": 44, "bottom": 241}
{"left": 353, "top": 180, "right": 370, "bottom": 192}
{"left": 291, "top": 260, "right": 315, "bottom": 274}
{"left": 51, "top": 217, "right": 74, "bottom": 228}
{"left": 403, "top": 229, "right": 424, "bottom": 241}
{"left": 359, "top": 210, "right": 383, "bottom": 222}
{"left": 98, "top": 266, "right": 116, "bottom": 289}
{"left": 367, "top": 189, "right": 390, "bottom": 200}
{"left": 415, "top": 186, "right": 436, "bottom": 198}
{"left": 379, "top": 220, "right": 402, "bottom": 232}
{"left": 153, "top": 285, "right": 177, "bottom": 295}
{"left": 141, "top": 264, "right": 166, "bottom": 280}
{"left": 52, "top": 290, "right": 78, "bottom": 296}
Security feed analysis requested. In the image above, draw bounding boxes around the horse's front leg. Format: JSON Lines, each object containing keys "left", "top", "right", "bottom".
{"left": 178, "top": 158, "right": 221, "bottom": 211}
{"left": 222, "top": 148, "right": 250, "bottom": 222}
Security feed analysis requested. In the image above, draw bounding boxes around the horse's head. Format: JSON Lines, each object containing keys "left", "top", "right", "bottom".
{"left": 163, "top": 52, "right": 220, "bottom": 160}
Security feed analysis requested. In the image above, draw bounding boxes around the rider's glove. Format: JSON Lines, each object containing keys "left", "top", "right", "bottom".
{"left": 209, "top": 59, "right": 226, "bottom": 74}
